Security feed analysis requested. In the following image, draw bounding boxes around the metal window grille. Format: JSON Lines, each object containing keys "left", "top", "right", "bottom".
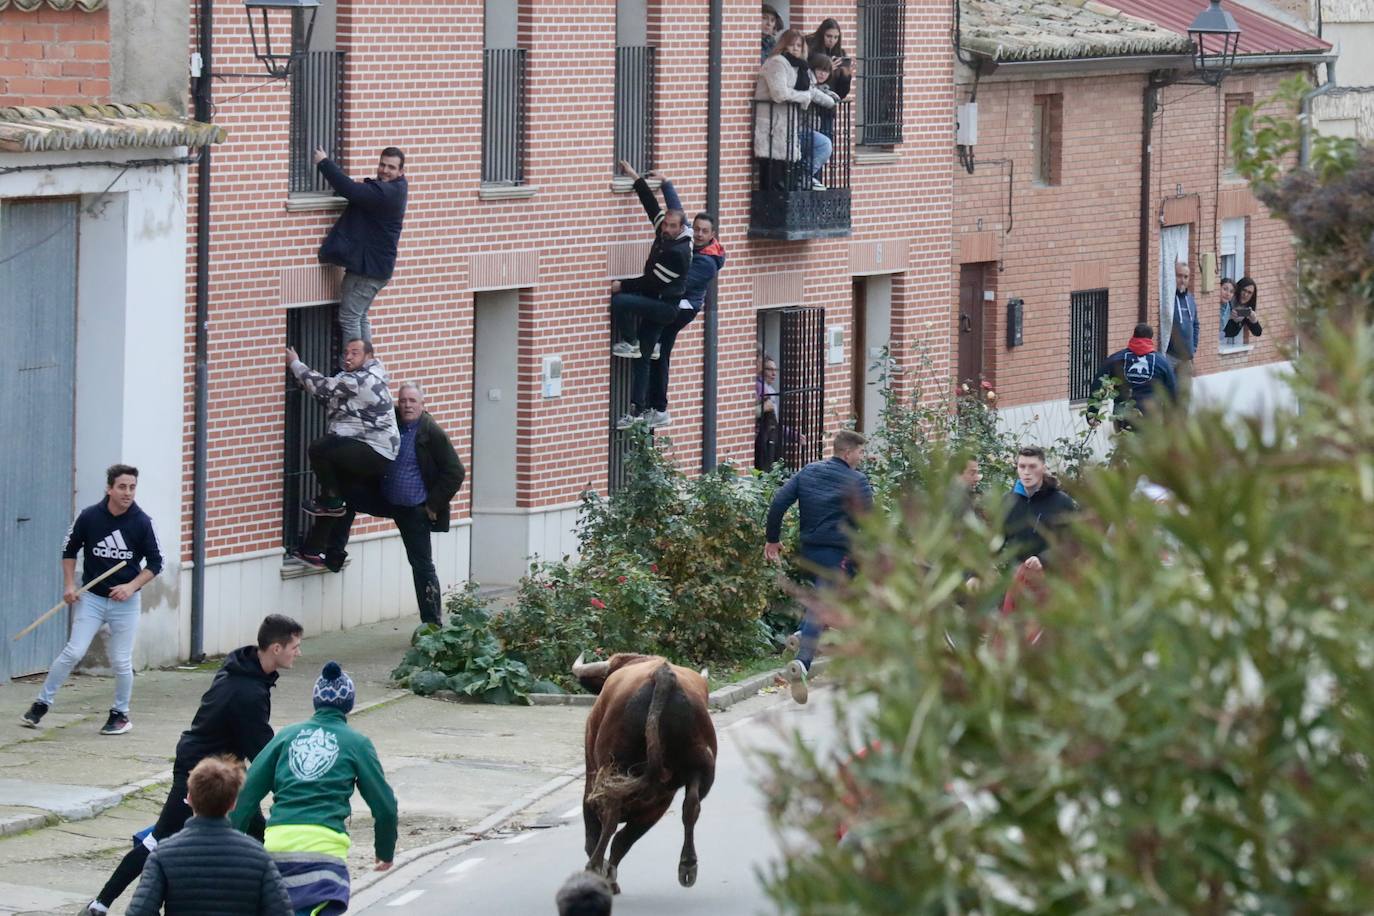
{"left": 1069, "top": 289, "right": 1109, "bottom": 402}
{"left": 288, "top": 51, "right": 346, "bottom": 194}
{"left": 757, "top": 307, "right": 825, "bottom": 472}
{"left": 483, "top": 48, "right": 527, "bottom": 185}
{"left": 856, "top": 0, "right": 906, "bottom": 147}
{"left": 614, "top": 46, "right": 655, "bottom": 176}
{"left": 283, "top": 304, "right": 341, "bottom": 548}
{"left": 608, "top": 344, "right": 635, "bottom": 494}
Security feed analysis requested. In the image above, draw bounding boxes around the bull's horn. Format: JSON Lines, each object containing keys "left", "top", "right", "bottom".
{"left": 700, "top": 667, "right": 709, "bottom": 680}
{"left": 572, "top": 653, "right": 610, "bottom": 678}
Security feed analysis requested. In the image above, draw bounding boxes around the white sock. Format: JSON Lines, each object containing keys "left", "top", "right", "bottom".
{"left": 87, "top": 902, "right": 108, "bottom": 915}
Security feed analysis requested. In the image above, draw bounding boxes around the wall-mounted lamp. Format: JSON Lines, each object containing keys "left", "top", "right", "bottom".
{"left": 244, "top": 0, "right": 319, "bottom": 78}
{"left": 1188, "top": 0, "right": 1241, "bottom": 87}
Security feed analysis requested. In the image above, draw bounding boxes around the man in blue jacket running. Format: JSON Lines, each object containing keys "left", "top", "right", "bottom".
{"left": 764, "top": 430, "right": 873, "bottom": 703}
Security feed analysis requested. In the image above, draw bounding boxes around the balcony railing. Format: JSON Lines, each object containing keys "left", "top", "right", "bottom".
{"left": 614, "top": 45, "right": 655, "bottom": 176}
{"left": 289, "top": 51, "right": 345, "bottom": 194}
{"left": 749, "top": 99, "right": 852, "bottom": 240}
{"left": 482, "top": 48, "right": 527, "bottom": 185}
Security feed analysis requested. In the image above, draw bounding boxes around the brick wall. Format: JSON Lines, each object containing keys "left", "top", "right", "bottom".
{"left": 951, "top": 67, "right": 1301, "bottom": 410}
{"left": 0, "top": 5, "right": 110, "bottom": 106}
{"left": 184, "top": 0, "right": 953, "bottom": 562}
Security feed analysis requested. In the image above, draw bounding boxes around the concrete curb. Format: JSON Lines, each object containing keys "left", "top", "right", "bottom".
{"left": 527, "top": 656, "right": 830, "bottom": 710}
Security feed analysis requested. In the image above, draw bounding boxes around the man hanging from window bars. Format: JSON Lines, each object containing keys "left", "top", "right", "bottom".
{"left": 614, "top": 160, "right": 727, "bottom": 431}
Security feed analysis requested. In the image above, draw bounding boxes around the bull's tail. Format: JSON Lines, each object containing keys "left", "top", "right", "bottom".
{"left": 644, "top": 662, "right": 674, "bottom": 784}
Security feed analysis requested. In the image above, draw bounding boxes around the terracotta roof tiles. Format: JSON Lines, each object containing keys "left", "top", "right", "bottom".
{"left": 0, "top": 103, "right": 226, "bottom": 153}
{"left": 0, "top": 0, "right": 105, "bottom": 10}
{"left": 960, "top": 0, "right": 1194, "bottom": 62}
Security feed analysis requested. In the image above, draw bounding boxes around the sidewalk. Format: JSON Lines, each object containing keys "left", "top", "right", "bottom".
{"left": 0, "top": 614, "right": 592, "bottom": 915}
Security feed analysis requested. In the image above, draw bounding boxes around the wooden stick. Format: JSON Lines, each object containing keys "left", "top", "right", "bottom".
{"left": 12, "top": 561, "right": 128, "bottom": 641}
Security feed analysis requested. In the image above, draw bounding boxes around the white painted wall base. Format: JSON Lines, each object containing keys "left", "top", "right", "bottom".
{"left": 470, "top": 502, "right": 582, "bottom": 586}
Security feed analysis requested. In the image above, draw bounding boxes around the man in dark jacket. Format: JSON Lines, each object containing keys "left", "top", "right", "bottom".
{"left": 764, "top": 430, "right": 873, "bottom": 704}
{"left": 303, "top": 383, "right": 464, "bottom": 626}
{"left": 1087, "top": 323, "right": 1177, "bottom": 431}
{"left": 609, "top": 176, "right": 693, "bottom": 360}
{"left": 313, "top": 146, "right": 408, "bottom": 345}
{"left": 126, "top": 755, "right": 292, "bottom": 916}
{"left": 81, "top": 615, "right": 303, "bottom": 916}
{"left": 616, "top": 163, "right": 728, "bottom": 431}
{"left": 1000, "top": 447, "right": 1076, "bottom": 630}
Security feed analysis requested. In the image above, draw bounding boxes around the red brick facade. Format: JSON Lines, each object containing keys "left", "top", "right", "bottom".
{"left": 952, "top": 66, "right": 1301, "bottom": 409}
{"left": 184, "top": 0, "right": 954, "bottom": 563}
{"left": 0, "top": 5, "right": 110, "bottom": 105}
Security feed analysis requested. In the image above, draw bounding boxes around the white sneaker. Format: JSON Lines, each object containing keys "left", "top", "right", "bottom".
{"left": 651, "top": 343, "right": 661, "bottom": 360}
{"left": 615, "top": 412, "right": 644, "bottom": 431}
{"left": 611, "top": 342, "right": 640, "bottom": 359}
{"left": 784, "top": 660, "right": 809, "bottom": 704}
{"left": 647, "top": 409, "right": 671, "bottom": 429}
{"left": 811, "top": 179, "right": 827, "bottom": 191}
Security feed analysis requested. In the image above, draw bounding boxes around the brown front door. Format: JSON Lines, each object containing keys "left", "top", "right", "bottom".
{"left": 957, "top": 265, "right": 985, "bottom": 388}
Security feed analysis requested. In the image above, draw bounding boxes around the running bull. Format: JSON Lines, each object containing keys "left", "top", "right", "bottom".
{"left": 572, "top": 652, "right": 717, "bottom": 894}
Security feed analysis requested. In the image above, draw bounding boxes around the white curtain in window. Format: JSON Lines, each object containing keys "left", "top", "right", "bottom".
{"left": 1159, "top": 224, "right": 1189, "bottom": 354}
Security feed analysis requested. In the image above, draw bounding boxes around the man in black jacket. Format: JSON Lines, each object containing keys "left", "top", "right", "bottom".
{"left": 81, "top": 615, "right": 303, "bottom": 916}
{"left": 303, "top": 383, "right": 465, "bottom": 626}
{"left": 609, "top": 189, "right": 693, "bottom": 360}
{"left": 314, "top": 146, "right": 408, "bottom": 345}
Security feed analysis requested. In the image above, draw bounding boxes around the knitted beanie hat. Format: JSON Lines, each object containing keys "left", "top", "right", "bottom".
{"left": 313, "top": 661, "right": 355, "bottom": 714}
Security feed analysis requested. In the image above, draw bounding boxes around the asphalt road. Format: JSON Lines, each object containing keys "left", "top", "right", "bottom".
{"left": 353, "top": 688, "right": 843, "bottom": 916}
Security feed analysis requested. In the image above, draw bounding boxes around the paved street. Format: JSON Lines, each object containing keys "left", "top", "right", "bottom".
{"left": 351, "top": 688, "right": 841, "bottom": 916}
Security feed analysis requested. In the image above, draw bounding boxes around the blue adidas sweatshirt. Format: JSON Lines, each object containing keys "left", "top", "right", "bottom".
{"left": 62, "top": 498, "right": 163, "bottom": 597}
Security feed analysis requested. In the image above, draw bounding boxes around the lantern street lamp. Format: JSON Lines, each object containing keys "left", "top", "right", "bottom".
{"left": 1188, "top": 0, "right": 1241, "bottom": 86}
{"left": 244, "top": 0, "right": 320, "bottom": 79}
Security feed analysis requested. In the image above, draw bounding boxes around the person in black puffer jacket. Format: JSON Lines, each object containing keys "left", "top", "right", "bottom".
{"left": 127, "top": 755, "right": 291, "bottom": 916}
{"left": 82, "top": 616, "right": 304, "bottom": 916}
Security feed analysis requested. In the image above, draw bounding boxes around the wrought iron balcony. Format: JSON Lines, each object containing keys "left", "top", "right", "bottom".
{"left": 749, "top": 99, "right": 851, "bottom": 241}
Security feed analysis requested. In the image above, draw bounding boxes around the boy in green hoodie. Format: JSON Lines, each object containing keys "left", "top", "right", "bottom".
{"left": 231, "top": 662, "right": 397, "bottom": 915}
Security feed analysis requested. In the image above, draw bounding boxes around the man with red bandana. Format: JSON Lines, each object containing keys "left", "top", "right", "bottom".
{"left": 1087, "top": 322, "right": 1177, "bottom": 431}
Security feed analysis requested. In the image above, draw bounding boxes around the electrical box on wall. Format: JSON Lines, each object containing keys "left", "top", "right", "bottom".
{"left": 1199, "top": 251, "right": 1216, "bottom": 292}
{"left": 541, "top": 356, "right": 562, "bottom": 398}
{"left": 956, "top": 102, "right": 978, "bottom": 146}
{"left": 826, "top": 326, "right": 844, "bottom": 364}
{"left": 1006, "top": 298, "right": 1024, "bottom": 348}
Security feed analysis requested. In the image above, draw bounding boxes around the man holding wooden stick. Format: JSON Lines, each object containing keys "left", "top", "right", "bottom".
{"left": 20, "top": 464, "right": 163, "bottom": 734}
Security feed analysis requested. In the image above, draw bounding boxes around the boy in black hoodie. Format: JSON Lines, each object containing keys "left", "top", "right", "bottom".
{"left": 80, "top": 614, "right": 304, "bottom": 916}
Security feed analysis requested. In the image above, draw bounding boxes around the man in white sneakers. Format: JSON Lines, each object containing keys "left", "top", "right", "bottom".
{"left": 21, "top": 464, "right": 163, "bottom": 735}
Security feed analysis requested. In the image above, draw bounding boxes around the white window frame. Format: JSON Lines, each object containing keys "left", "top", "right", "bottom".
{"left": 1219, "top": 217, "right": 1250, "bottom": 352}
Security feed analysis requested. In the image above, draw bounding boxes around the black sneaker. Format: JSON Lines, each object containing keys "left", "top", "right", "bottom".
{"left": 289, "top": 547, "right": 327, "bottom": 570}
{"left": 302, "top": 497, "right": 347, "bottom": 517}
{"left": 19, "top": 701, "right": 48, "bottom": 728}
{"left": 99, "top": 709, "right": 132, "bottom": 736}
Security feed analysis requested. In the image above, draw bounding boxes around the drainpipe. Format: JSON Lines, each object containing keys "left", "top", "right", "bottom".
{"left": 701, "top": 0, "right": 722, "bottom": 473}
{"left": 1137, "top": 73, "right": 1167, "bottom": 325}
{"left": 1300, "top": 59, "right": 1336, "bottom": 168}
{"left": 189, "top": 0, "right": 213, "bottom": 662}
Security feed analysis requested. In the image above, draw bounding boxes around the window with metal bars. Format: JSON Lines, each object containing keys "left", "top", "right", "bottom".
{"left": 482, "top": 48, "right": 527, "bottom": 185}
{"left": 856, "top": 0, "right": 905, "bottom": 147}
{"left": 288, "top": 51, "right": 346, "bottom": 194}
{"left": 614, "top": 46, "right": 655, "bottom": 176}
{"left": 1068, "top": 289, "right": 1109, "bottom": 403}
{"left": 756, "top": 307, "right": 826, "bottom": 472}
{"left": 283, "top": 304, "right": 340, "bottom": 548}
{"left": 607, "top": 348, "right": 636, "bottom": 494}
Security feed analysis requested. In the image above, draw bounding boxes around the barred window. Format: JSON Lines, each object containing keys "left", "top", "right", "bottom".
{"left": 1068, "top": 289, "right": 1108, "bottom": 403}
{"left": 289, "top": 2, "right": 344, "bottom": 195}
{"left": 856, "top": 0, "right": 906, "bottom": 147}
{"left": 755, "top": 307, "right": 825, "bottom": 473}
{"left": 283, "top": 304, "right": 340, "bottom": 548}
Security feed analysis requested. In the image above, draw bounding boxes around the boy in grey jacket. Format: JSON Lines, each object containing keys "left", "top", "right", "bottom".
{"left": 127, "top": 755, "right": 291, "bottom": 916}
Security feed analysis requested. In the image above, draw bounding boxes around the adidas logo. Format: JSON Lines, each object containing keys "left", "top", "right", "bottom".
{"left": 91, "top": 530, "right": 135, "bottom": 561}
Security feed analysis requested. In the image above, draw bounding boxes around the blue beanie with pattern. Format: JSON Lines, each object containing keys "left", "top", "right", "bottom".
{"left": 313, "top": 661, "right": 355, "bottom": 714}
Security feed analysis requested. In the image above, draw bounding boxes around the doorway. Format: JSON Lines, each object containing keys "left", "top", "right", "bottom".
{"left": 957, "top": 264, "right": 987, "bottom": 388}
{"left": 469, "top": 290, "right": 522, "bottom": 585}
{"left": 851, "top": 276, "right": 892, "bottom": 435}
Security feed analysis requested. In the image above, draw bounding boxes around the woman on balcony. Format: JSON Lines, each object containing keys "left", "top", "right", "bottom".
{"left": 806, "top": 18, "right": 853, "bottom": 100}
{"left": 755, "top": 29, "right": 831, "bottom": 191}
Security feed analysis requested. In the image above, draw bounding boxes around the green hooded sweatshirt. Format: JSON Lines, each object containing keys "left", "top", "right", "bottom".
{"left": 230, "top": 706, "right": 398, "bottom": 861}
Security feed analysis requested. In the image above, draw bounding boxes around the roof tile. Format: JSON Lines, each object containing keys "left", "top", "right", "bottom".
{"left": 0, "top": 102, "right": 226, "bottom": 154}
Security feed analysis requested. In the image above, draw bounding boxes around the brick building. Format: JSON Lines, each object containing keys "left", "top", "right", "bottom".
{"left": 169, "top": 0, "right": 954, "bottom": 662}
{"left": 953, "top": 0, "right": 1330, "bottom": 441}
{"left": 0, "top": 0, "right": 219, "bottom": 679}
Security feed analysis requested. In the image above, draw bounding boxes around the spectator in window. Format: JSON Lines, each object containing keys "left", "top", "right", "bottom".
{"left": 609, "top": 187, "right": 693, "bottom": 361}
{"left": 300, "top": 383, "right": 465, "bottom": 630}
{"left": 764, "top": 430, "right": 874, "bottom": 704}
{"left": 806, "top": 18, "right": 852, "bottom": 99}
{"left": 615, "top": 162, "right": 727, "bottom": 431}
{"left": 125, "top": 755, "right": 292, "bottom": 916}
{"left": 1217, "top": 276, "right": 1235, "bottom": 342}
{"left": 1164, "top": 259, "right": 1200, "bottom": 371}
{"left": 1223, "top": 276, "right": 1263, "bottom": 339}
{"left": 1086, "top": 323, "right": 1177, "bottom": 431}
{"left": 755, "top": 29, "right": 820, "bottom": 191}
{"left": 285, "top": 338, "right": 399, "bottom": 526}
{"left": 754, "top": 353, "right": 782, "bottom": 471}
{"left": 313, "top": 147, "right": 408, "bottom": 346}
{"left": 806, "top": 54, "right": 841, "bottom": 176}
{"left": 761, "top": 4, "right": 784, "bottom": 62}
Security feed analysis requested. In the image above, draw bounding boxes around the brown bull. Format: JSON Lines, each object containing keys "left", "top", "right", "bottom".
{"left": 573, "top": 652, "right": 717, "bottom": 895}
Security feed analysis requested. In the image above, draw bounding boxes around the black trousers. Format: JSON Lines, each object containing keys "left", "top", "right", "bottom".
{"left": 646, "top": 308, "right": 696, "bottom": 412}
{"left": 97, "top": 768, "right": 265, "bottom": 906}
{"left": 612, "top": 292, "right": 679, "bottom": 346}
{"left": 309, "top": 484, "right": 444, "bottom": 626}
{"left": 307, "top": 434, "right": 391, "bottom": 499}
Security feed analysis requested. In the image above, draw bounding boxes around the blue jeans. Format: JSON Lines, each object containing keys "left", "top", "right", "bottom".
{"left": 338, "top": 271, "right": 388, "bottom": 344}
{"left": 38, "top": 591, "right": 141, "bottom": 713}
{"left": 801, "top": 130, "right": 833, "bottom": 181}
{"left": 796, "top": 544, "right": 849, "bottom": 668}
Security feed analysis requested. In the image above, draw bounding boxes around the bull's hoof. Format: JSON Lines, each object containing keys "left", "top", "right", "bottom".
{"left": 679, "top": 862, "right": 698, "bottom": 887}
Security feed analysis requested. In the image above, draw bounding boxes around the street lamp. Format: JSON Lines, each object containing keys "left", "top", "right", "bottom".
{"left": 1188, "top": 0, "right": 1241, "bottom": 86}
{"left": 244, "top": 0, "right": 319, "bottom": 79}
